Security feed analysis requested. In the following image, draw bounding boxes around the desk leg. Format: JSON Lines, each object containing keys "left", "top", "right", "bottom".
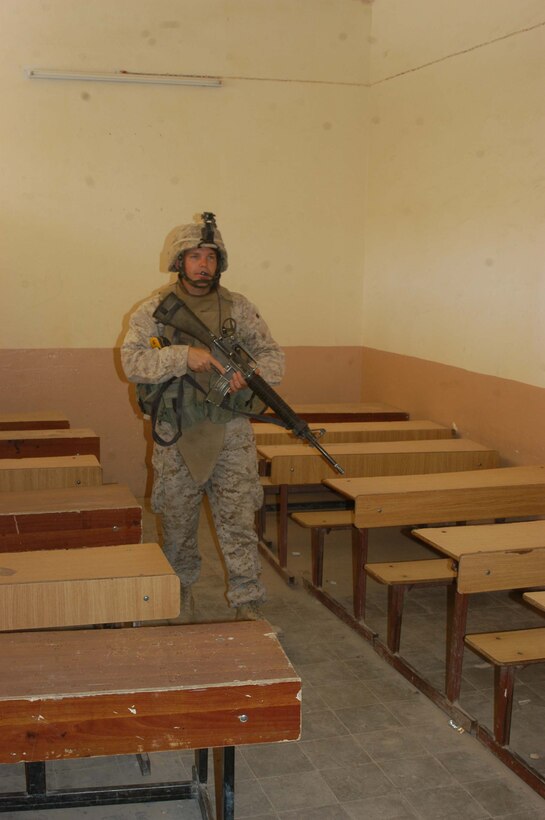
{"left": 446, "top": 588, "right": 469, "bottom": 702}
{"left": 214, "top": 747, "right": 235, "bottom": 820}
{"left": 386, "top": 586, "right": 405, "bottom": 653}
{"left": 196, "top": 748, "right": 208, "bottom": 782}
{"left": 277, "top": 484, "right": 289, "bottom": 569}
{"left": 136, "top": 752, "right": 151, "bottom": 776}
{"left": 213, "top": 749, "right": 223, "bottom": 820}
{"left": 25, "top": 762, "right": 46, "bottom": 795}
{"left": 494, "top": 665, "right": 515, "bottom": 745}
{"left": 255, "top": 486, "right": 271, "bottom": 545}
{"left": 352, "top": 527, "right": 368, "bottom": 621}
{"left": 258, "top": 481, "right": 295, "bottom": 585}
{"left": 311, "top": 528, "right": 326, "bottom": 586}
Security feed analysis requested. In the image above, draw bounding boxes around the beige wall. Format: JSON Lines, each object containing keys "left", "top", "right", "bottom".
{"left": 365, "top": 1, "right": 545, "bottom": 387}
{"left": 368, "top": 0, "right": 544, "bottom": 84}
{"left": 362, "top": 347, "right": 545, "bottom": 469}
{"left": 1, "top": 0, "right": 370, "bottom": 350}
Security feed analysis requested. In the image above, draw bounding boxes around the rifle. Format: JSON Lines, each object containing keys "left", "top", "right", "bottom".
{"left": 153, "top": 292, "right": 345, "bottom": 475}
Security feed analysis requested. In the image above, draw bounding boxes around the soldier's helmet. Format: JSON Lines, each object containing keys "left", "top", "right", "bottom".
{"left": 161, "top": 212, "right": 228, "bottom": 274}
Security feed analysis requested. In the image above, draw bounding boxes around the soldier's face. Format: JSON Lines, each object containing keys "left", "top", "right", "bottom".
{"left": 181, "top": 247, "right": 218, "bottom": 295}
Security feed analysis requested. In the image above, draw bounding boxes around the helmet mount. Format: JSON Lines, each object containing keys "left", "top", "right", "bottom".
{"left": 200, "top": 211, "right": 217, "bottom": 245}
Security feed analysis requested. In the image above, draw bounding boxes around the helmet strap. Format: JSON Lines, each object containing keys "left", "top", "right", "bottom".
{"left": 175, "top": 251, "right": 221, "bottom": 290}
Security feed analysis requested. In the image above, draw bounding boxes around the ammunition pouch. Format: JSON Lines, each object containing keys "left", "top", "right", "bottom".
{"left": 136, "top": 375, "right": 266, "bottom": 447}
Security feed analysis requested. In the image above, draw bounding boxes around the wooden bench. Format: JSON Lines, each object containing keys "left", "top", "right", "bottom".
{"left": 0, "top": 412, "right": 70, "bottom": 431}
{"left": 0, "top": 428, "right": 100, "bottom": 460}
{"left": 523, "top": 590, "right": 545, "bottom": 613}
{"left": 414, "top": 518, "right": 545, "bottom": 703}
{"left": 364, "top": 559, "right": 457, "bottom": 652}
{"left": 291, "top": 512, "right": 456, "bottom": 626}
{"left": 0, "top": 621, "right": 301, "bottom": 818}
{"left": 0, "top": 542, "right": 180, "bottom": 630}
{"left": 290, "top": 510, "right": 368, "bottom": 614}
{"left": 252, "top": 419, "right": 454, "bottom": 447}
{"left": 0, "top": 483, "right": 142, "bottom": 552}
{"left": 465, "top": 627, "right": 545, "bottom": 746}
{"left": 0, "top": 455, "right": 102, "bottom": 492}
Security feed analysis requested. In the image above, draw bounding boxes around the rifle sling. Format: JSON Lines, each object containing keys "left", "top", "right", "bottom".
{"left": 150, "top": 375, "right": 288, "bottom": 445}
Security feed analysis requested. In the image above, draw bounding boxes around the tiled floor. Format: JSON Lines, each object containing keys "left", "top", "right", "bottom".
{"left": 1, "top": 502, "right": 544, "bottom": 819}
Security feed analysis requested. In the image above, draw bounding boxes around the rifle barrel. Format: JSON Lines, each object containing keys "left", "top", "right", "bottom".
{"left": 303, "top": 431, "right": 345, "bottom": 475}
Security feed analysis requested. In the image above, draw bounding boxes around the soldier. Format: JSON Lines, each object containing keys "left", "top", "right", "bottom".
{"left": 121, "top": 213, "right": 285, "bottom": 621}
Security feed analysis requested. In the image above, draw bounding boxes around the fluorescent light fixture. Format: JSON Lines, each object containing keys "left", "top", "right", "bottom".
{"left": 26, "top": 68, "right": 222, "bottom": 88}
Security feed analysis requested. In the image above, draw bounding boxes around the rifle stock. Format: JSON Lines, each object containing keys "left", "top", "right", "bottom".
{"left": 153, "top": 292, "right": 344, "bottom": 475}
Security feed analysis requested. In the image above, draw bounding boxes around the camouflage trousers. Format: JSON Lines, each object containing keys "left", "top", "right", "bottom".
{"left": 151, "top": 418, "right": 265, "bottom": 608}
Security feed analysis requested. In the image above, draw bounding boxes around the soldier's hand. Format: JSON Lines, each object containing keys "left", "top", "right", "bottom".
{"left": 187, "top": 348, "right": 224, "bottom": 374}
{"left": 229, "top": 371, "right": 248, "bottom": 393}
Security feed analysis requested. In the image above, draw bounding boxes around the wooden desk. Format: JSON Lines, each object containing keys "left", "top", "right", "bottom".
{"left": 325, "top": 465, "right": 545, "bottom": 529}
{"left": 523, "top": 590, "right": 545, "bottom": 613}
{"left": 0, "top": 455, "right": 102, "bottom": 492}
{"left": 0, "top": 484, "right": 142, "bottom": 552}
{"left": 252, "top": 420, "right": 454, "bottom": 447}
{"left": 265, "top": 402, "right": 409, "bottom": 422}
{"left": 258, "top": 440, "right": 499, "bottom": 581}
{"left": 318, "top": 466, "right": 545, "bottom": 644}
{"left": 413, "top": 520, "right": 545, "bottom": 702}
{"left": 0, "top": 542, "right": 180, "bottom": 630}
{"left": 259, "top": 439, "right": 498, "bottom": 485}
{"left": 0, "top": 428, "right": 100, "bottom": 460}
{"left": 0, "top": 621, "right": 301, "bottom": 818}
{"left": 0, "top": 412, "right": 70, "bottom": 431}
{"left": 320, "top": 469, "right": 545, "bottom": 796}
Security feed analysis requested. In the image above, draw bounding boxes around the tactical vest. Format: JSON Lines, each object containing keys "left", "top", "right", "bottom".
{"left": 136, "top": 282, "right": 261, "bottom": 446}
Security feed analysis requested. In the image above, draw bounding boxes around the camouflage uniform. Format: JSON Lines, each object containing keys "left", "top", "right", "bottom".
{"left": 121, "top": 221, "right": 284, "bottom": 608}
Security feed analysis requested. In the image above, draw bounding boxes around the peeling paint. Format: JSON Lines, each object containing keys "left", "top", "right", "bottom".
{"left": 19, "top": 675, "right": 300, "bottom": 701}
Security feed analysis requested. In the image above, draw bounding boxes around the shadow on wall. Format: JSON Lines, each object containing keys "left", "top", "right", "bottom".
{"left": 112, "top": 345, "right": 155, "bottom": 498}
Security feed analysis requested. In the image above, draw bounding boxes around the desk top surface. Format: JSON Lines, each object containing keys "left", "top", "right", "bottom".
{"left": 0, "top": 428, "right": 97, "bottom": 442}
{"left": 0, "top": 412, "right": 69, "bottom": 430}
{"left": 413, "top": 520, "right": 545, "bottom": 559}
{"left": 0, "top": 483, "right": 138, "bottom": 515}
{"left": 252, "top": 420, "right": 450, "bottom": 439}
{"left": 523, "top": 591, "right": 545, "bottom": 613}
{"left": 268, "top": 402, "right": 405, "bottom": 415}
{"left": 0, "top": 542, "right": 173, "bottom": 585}
{"left": 0, "top": 455, "right": 100, "bottom": 471}
{"left": 257, "top": 439, "right": 493, "bottom": 460}
{"left": 0, "top": 621, "right": 299, "bottom": 701}
{"left": 325, "top": 465, "right": 545, "bottom": 501}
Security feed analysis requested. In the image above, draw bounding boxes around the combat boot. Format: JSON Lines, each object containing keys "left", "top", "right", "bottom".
{"left": 235, "top": 602, "right": 263, "bottom": 621}
{"left": 235, "top": 602, "right": 283, "bottom": 637}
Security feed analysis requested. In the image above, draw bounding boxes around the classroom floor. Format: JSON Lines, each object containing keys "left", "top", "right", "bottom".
{"left": 1, "top": 502, "right": 544, "bottom": 819}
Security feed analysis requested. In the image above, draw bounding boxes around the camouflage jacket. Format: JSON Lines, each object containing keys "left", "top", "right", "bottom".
{"left": 121, "top": 283, "right": 285, "bottom": 397}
